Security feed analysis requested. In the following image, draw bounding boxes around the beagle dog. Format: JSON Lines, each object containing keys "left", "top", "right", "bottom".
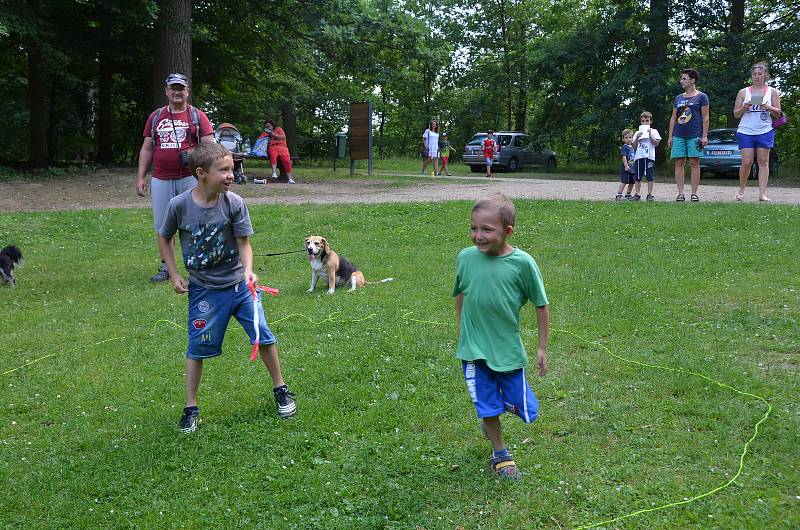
{"left": 304, "top": 236, "right": 392, "bottom": 294}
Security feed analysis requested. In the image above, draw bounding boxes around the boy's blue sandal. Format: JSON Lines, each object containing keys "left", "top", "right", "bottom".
{"left": 490, "top": 456, "right": 522, "bottom": 480}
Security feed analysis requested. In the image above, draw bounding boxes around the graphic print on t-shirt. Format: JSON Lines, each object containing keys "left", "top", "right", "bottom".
{"left": 156, "top": 117, "right": 191, "bottom": 149}
{"left": 184, "top": 223, "right": 237, "bottom": 271}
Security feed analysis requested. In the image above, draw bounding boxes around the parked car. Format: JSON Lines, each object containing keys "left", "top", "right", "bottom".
{"left": 462, "top": 131, "right": 557, "bottom": 173}
{"left": 700, "top": 128, "right": 779, "bottom": 179}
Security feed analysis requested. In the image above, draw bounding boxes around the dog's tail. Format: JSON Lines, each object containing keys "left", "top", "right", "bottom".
{"left": 365, "top": 277, "right": 394, "bottom": 285}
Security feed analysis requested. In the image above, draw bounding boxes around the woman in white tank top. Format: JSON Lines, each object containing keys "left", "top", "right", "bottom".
{"left": 733, "top": 62, "right": 783, "bottom": 202}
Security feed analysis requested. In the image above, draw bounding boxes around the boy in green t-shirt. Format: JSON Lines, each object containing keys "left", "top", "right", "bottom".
{"left": 452, "top": 193, "right": 550, "bottom": 480}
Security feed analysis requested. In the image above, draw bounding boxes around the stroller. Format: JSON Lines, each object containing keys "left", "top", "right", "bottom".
{"left": 214, "top": 123, "right": 247, "bottom": 184}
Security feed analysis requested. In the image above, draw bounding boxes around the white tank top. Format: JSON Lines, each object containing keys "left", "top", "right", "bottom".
{"left": 737, "top": 86, "right": 774, "bottom": 136}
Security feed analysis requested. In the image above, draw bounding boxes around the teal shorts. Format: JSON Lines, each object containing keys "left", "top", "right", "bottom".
{"left": 671, "top": 136, "right": 702, "bottom": 159}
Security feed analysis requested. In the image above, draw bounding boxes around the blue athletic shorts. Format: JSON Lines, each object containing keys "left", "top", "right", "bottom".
{"left": 670, "top": 136, "right": 702, "bottom": 159}
{"left": 484, "top": 157, "right": 494, "bottom": 167}
{"left": 736, "top": 130, "right": 774, "bottom": 149}
{"left": 634, "top": 158, "right": 655, "bottom": 182}
{"left": 186, "top": 279, "right": 276, "bottom": 360}
{"left": 462, "top": 359, "right": 539, "bottom": 422}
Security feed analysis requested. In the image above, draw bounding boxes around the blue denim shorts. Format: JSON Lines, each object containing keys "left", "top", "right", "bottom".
{"left": 634, "top": 158, "right": 655, "bottom": 182}
{"left": 736, "top": 130, "right": 774, "bottom": 149}
{"left": 186, "top": 279, "right": 276, "bottom": 360}
{"left": 463, "top": 359, "right": 539, "bottom": 423}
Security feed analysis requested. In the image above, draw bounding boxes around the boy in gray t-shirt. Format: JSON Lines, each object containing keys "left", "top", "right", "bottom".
{"left": 158, "top": 143, "right": 296, "bottom": 433}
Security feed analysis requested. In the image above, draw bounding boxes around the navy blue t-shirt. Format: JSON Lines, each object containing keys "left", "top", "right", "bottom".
{"left": 673, "top": 92, "right": 709, "bottom": 138}
{"left": 620, "top": 144, "right": 635, "bottom": 172}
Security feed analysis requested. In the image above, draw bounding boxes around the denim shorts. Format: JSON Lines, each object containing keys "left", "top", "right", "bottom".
{"left": 463, "top": 359, "right": 539, "bottom": 423}
{"left": 736, "top": 130, "right": 774, "bottom": 149}
{"left": 671, "top": 136, "right": 703, "bottom": 159}
{"left": 484, "top": 157, "right": 494, "bottom": 167}
{"left": 186, "top": 279, "right": 276, "bottom": 360}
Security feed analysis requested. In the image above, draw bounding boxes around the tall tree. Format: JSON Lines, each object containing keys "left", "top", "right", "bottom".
{"left": 152, "top": 0, "right": 191, "bottom": 106}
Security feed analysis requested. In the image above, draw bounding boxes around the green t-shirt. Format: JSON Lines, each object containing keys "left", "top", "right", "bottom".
{"left": 439, "top": 141, "right": 452, "bottom": 157}
{"left": 452, "top": 246, "right": 548, "bottom": 372}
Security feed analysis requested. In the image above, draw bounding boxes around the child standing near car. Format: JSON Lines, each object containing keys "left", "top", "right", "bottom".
{"left": 632, "top": 111, "right": 662, "bottom": 201}
{"left": 615, "top": 129, "right": 636, "bottom": 200}
{"left": 438, "top": 133, "right": 454, "bottom": 176}
{"left": 158, "top": 142, "right": 296, "bottom": 434}
{"left": 453, "top": 193, "right": 550, "bottom": 480}
{"left": 481, "top": 130, "right": 498, "bottom": 178}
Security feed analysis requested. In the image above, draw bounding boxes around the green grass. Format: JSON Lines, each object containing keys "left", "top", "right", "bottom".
{"left": 1, "top": 201, "right": 799, "bottom": 529}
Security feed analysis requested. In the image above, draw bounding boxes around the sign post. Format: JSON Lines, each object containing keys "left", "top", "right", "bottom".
{"left": 349, "top": 102, "right": 373, "bottom": 176}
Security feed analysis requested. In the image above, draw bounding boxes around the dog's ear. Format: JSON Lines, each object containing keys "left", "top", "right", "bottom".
{"left": 321, "top": 238, "right": 330, "bottom": 254}
{"left": 304, "top": 237, "right": 310, "bottom": 245}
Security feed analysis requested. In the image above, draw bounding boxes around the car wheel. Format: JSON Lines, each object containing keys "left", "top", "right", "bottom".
{"left": 508, "top": 157, "right": 519, "bottom": 172}
{"left": 546, "top": 157, "right": 557, "bottom": 168}
{"left": 469, "top": 165, "right": 483, "bottom": 173}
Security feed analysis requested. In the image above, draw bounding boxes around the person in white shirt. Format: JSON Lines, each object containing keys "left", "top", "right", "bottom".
{"left": 632, "top": 111, "right": 662, "bottom": 201}
{"left": 733, "top": 62, "right": 783, "bottom": 202}
{"left": 421, "top": 120, "right": 440, "bottom": 176}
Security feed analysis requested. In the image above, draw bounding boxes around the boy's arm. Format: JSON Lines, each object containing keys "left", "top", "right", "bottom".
{"left": 535, "top": 305, "right": 549, "bottom": 376}
{"left": 701, "top": 103, "right": 710, "bottom": 146}
{"left": 158, "top": 235, "right": 188, "bottom": 294}
{"left": 236, "top": 236, "right": 258, "bottom": 286}
{"left": 621, "top": 153, "right": 631, "bottom": 171}
{"left": 454, "top": 293, "right": 463, "bottom": 328}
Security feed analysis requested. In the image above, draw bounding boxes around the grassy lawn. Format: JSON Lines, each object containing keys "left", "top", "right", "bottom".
{"left": 1, "top": 200, "right": 798, "bottom": 529}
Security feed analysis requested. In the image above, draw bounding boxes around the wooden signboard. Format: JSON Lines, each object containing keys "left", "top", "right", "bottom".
{"left": 349, "top": 102, "right": 373, "bottom": 175}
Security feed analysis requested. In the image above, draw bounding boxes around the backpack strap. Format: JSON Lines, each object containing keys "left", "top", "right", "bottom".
{"left": 149, "top": 106, "right": 167, "bottom": 146}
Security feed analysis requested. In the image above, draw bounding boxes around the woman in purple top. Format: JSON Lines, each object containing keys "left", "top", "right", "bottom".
{"left": 667, "top": 68, "right": 709, "bottom": 202}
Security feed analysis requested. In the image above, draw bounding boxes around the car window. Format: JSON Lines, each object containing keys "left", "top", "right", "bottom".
{"left": 707, "top": 131, "right": 736, "bottom": 143}
{"left": 497, "top": 135, "right": 512, "bottom": 146}
{"left": 514, "top": 136, "right": 528, "bottom": 148}
{"left": 467, "top": 138, "right": 484, "bottom": 146}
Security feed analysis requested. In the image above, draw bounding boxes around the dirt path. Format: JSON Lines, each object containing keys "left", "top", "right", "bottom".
{"left": 3, "top": 168, "right": 800, "bottom": 213}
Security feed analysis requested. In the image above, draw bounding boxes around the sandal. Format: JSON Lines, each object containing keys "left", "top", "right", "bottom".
{"left": 690, "top": 194, "right": 699, "bottom": 202}
{"left": 490, "top": 456, "right": 522, "bottom": 480}
{"left": 676, "top": 194, "right": 685, "bottom": 202}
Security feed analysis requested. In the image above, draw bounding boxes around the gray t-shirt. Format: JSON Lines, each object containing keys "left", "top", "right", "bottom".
{"left": 158, "top": 190, "right": 254, "bottom": 288}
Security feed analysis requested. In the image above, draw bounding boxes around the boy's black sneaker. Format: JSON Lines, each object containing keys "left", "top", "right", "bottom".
{"left": 624, "top": 194, "right": 632, "bottom": 200}
{"left": 615, "top": 193, "right": 623, "bottom": 201}
{"left": 273, "top": 386, "right": 297, "bottom": 418}
{"left": 646, "top": 194, "right": 655, "bottom": 201}
{"left": 150, "top": 262, "right": 169, "bottom": 282}
{"left": 632, "top": 194, "right": 641, "bottom": 201}
{"left": 179, "top": 406, "right": 200, "bottom": 433}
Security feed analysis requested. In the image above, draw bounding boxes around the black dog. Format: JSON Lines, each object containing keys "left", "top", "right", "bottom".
{"left": 0, "top": 245, "right": 23, "bottom": 287}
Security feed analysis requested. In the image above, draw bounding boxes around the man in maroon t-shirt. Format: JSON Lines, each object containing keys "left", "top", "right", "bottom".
{"left": 136, "top": 73, "right": 215, "bottom": 282}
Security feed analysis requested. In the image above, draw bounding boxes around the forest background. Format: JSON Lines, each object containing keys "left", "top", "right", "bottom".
{"left": 1, "top": 0, "right": 798, "bottom": 170}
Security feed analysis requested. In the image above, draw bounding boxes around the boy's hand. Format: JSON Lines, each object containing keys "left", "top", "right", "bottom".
{"left": 171, "top": 274, "right": 188, "bottom": 294}
{"left": 245, "top": 270, "right": 259, "bottom": 287}
{"left": 536, "top": 348, "right": 548, "bottom": 376}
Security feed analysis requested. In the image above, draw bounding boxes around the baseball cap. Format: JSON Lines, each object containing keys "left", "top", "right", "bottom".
{"left": 165, "top": 73, "right": 189, "bottom": 86}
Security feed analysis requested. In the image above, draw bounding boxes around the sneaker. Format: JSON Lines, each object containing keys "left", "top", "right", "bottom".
{"left": 632, "top": 194, "right": 641, "bottom": 201}
{"left": 150, "top": 263, "right": 169, "bottom": 282}
{"left": 271, "top": 172, "right": 278, "bottom": 180}
{"left": 615, "top": 193, "right": 623, "bottom": 201}
{"left": 179, "top": 406, "right": 200, "bottom": 433}
{"left": 287, "top": 177, "right": 296, "bottom": 184}
{"left": 646, "top": 194, "right": 655, "bottom": 201}
{"left": 273, "top": 386, "right": 296, "bottom": 418}
{"left": 624, "top": 194, "right": 632, "bottom": 200}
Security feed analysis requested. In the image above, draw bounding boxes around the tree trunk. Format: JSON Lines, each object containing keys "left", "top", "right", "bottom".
{"left": 726, "top": 0, "right": 746, "bottom": 128}
{"left": 498, "top": 0, "right": 513, "bottom": 131}
{"left": 26, "top": 0, "right": 48, "bottom": 167}
{"left": 152, "top": 0, "right": 192, "bottom": 107}
{"left": 281, "top": 102, "right": 297, "bottom": 156}
{"left": 96, "top": 0, "right": 113, "bottom": 165}
{"left": 643, "top": 0, "right": 670, "bottom": 166}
